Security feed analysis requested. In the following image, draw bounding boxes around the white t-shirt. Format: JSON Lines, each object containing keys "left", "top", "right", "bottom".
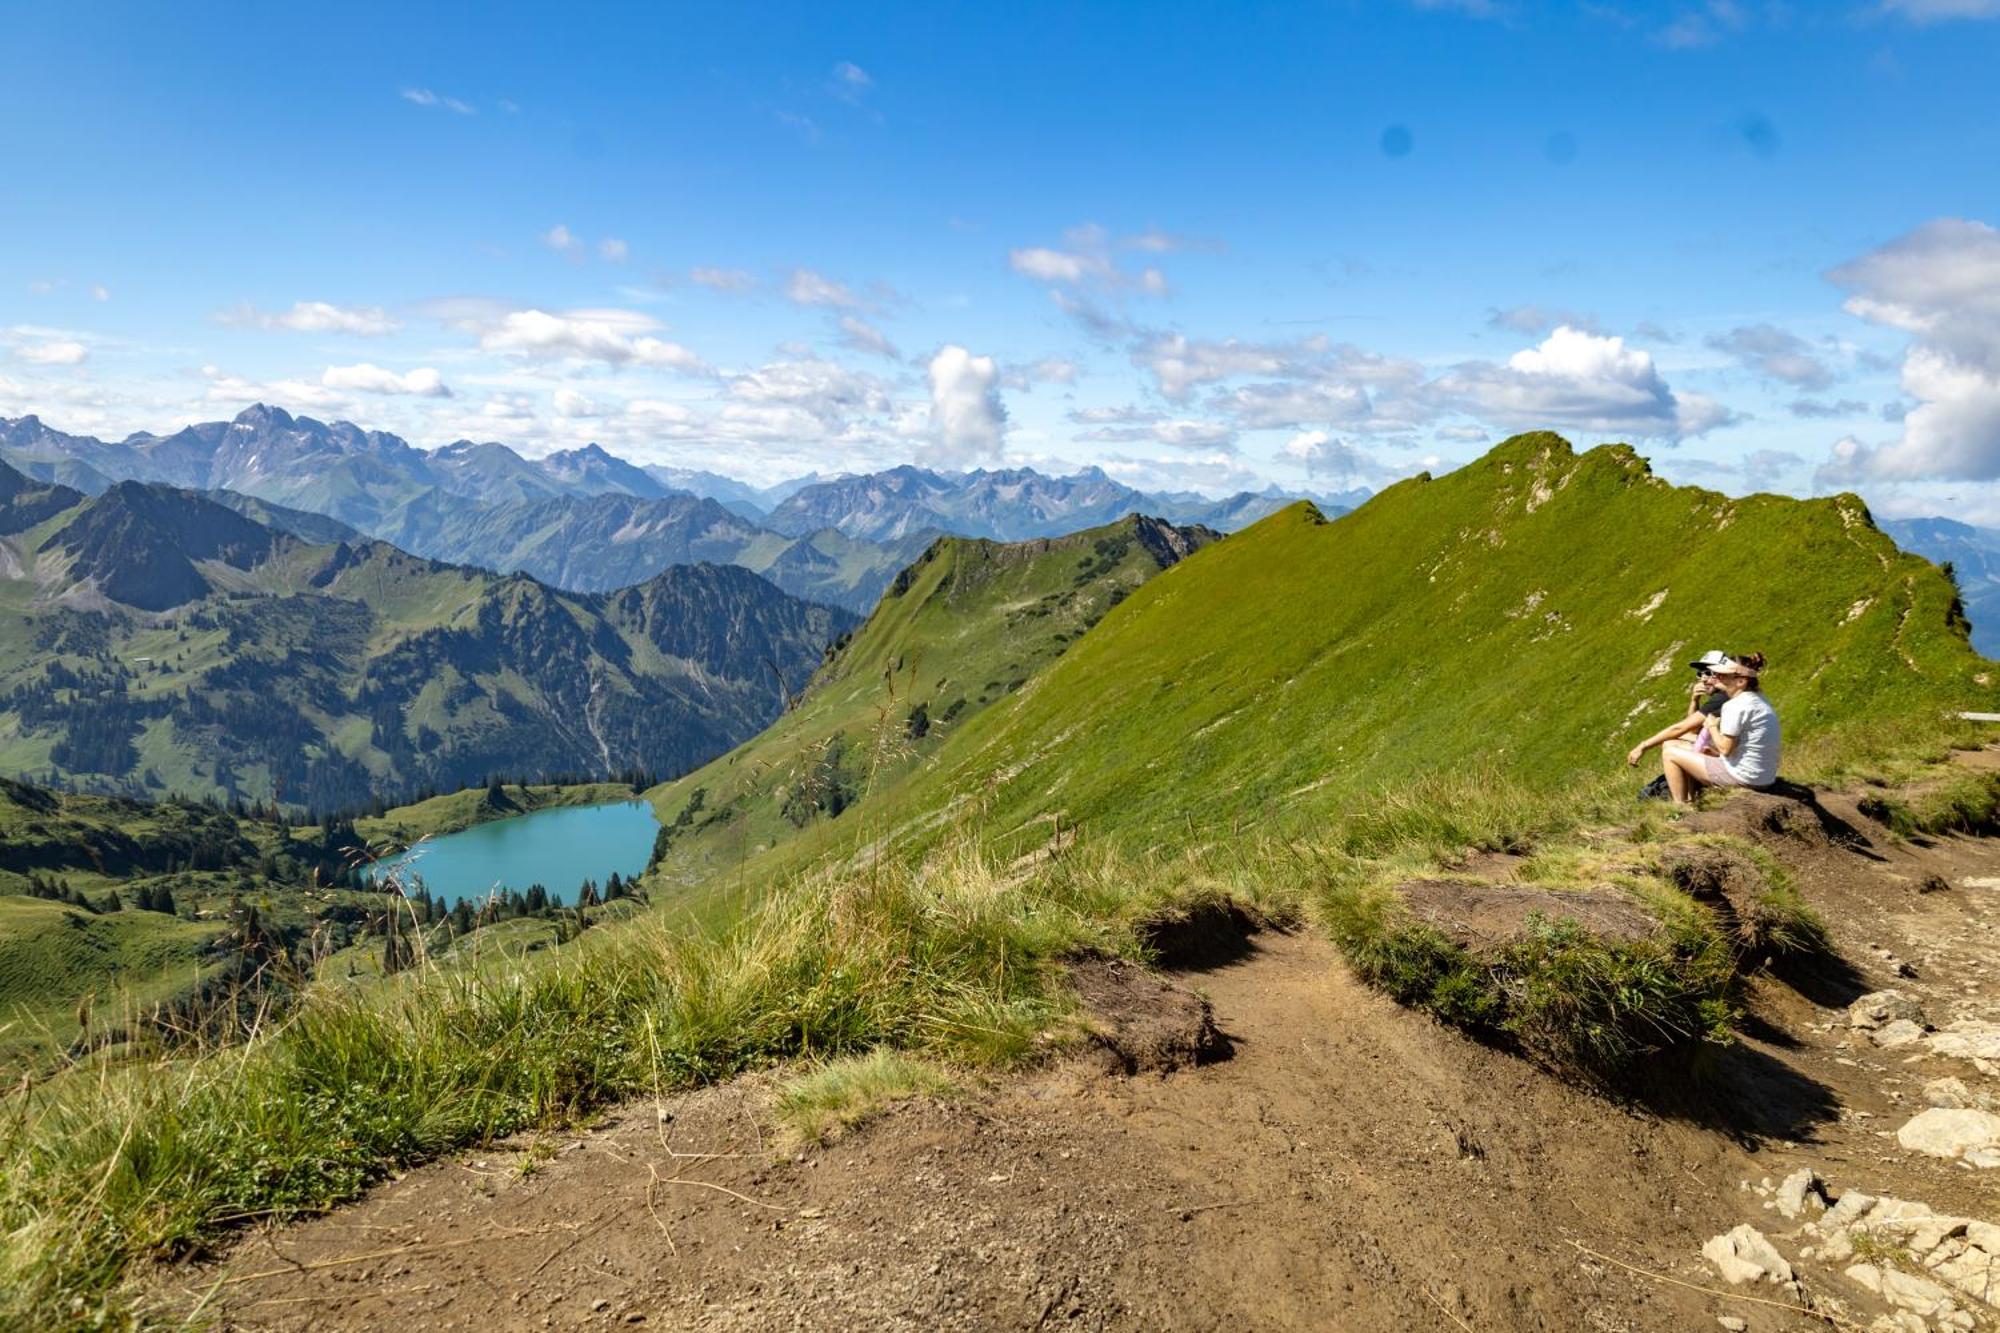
{"left": 1718, "top": 691, "right": 1780, "bottom": 787}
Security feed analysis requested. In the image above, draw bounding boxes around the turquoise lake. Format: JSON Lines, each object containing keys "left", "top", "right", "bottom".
{"left": 365, "top": 801, "right": 661, "bottom": 909}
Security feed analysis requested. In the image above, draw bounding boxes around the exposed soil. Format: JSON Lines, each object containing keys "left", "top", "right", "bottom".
{"left": 163, "top": 764, "right": 2000, "bottom": 1332}
{"left": 1400, "top": 878, "right": 1662, "bottom": 951}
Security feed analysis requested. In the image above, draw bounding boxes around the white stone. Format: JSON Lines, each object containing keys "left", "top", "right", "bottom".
{"left": 1898, "top": 1108, "right": 2000, "bottom": 1164}
{"left": 1717, "top": 1319, "right": 1747, "bottom": 1332}
{"left": 1851, "top": 990, "right": 1927, "bottom": 1030}
{"left": 1874, "top": 1019, "right": 1926, "bottom": 1048}
{"left": 1703, "top": 1225, "right": 1794, "bottom": 1285}
{"left": 1930, "top": 1020, "right": 2000, "bottom": 1063}
{"left": 1824, "top": 1190, "right": 1879, "bottom": 1230}
{"left": 1775, "top": 1167, "right": 1822, "bottom": 1219}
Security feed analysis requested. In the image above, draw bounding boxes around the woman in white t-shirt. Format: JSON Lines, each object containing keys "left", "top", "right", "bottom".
{"left": 1660, "top": 653, "right": 1780, "bottom": 804}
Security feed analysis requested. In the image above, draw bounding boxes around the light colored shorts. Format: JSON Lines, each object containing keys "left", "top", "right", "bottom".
{"left": 1702, "top": 756, "right": 1752, "bottom": 788}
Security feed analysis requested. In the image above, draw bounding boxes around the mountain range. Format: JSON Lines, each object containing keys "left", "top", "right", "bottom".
{"left": 0, "top": 407, "right": 1357, "bottom": 612}
{"left": 0, "top": 457, "right": 854, "bottom": 810}
{"left": 1880, "top": 516, "right": 2000, "bottom": 657}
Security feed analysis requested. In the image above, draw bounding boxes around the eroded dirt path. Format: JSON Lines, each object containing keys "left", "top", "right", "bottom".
{"left": 172, "top": 787, "right": 2000, "bottom": 1332}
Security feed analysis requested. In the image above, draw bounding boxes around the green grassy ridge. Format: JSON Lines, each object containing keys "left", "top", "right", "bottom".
{"left": 831, "top": 433, "right": 1990, "bottom": 866}
{"left": 644, "top": 514, "right": 1210, "bottom": 880}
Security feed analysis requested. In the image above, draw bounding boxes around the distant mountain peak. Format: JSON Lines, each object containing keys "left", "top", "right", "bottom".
{"left": 233, "top": 403, "right": 295, "bottom": 429}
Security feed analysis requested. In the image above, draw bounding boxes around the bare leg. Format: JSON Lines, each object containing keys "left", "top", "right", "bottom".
{"left": 1662, "top": 741, "right": 1704, "bottom": 805}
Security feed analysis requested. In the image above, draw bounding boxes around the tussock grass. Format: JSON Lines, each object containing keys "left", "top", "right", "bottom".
{"left": 0, "top": 846, "right": 1117, "bottom": 1327}
{"left": 773, "top": 1050, "right": 960, "bottom": 1146}
{"left": 1318, "top": 870, "right": 1737, "bottom": 1076}
{"left": 1858, "top": 767, "right": 2000, "bottom": 839}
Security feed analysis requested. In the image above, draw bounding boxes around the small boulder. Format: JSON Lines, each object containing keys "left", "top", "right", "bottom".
{"left": 1849, "top": 990, "right": 1927, "bottom": 1031}
{"left": 1702, "top": 1224, "right": 1794, "bottom": 1285}
{"left": 1774, "top": 1167, "right": 1824, "bottom": 1220}
{"left": 1896, "top": 1108, "right": 2000, "bottom": 1165}
{"left": 1873, "top": 1019, "right": 1926, "bottom": 1048}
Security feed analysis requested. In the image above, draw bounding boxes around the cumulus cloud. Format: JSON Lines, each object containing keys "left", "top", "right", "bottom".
{"left": 477, "top": 308, "right": 710, "bottom": 373}
{"left": 320, "top": 363, "right": 451, "bottom": 397}
{"left": 542, "top": 224, "right": 584, "bottom": 258}
{"left": 402, "top": 88, "right": 475, "bottom": 114}
{"left": 597, "top": 237, "right": 630, "bottom": 263}
{"left": 1431, "top": 325, "right": 1733, "bottom": 440}
{"left": 218, "top": 300, "right": 403, "bottom": 336}
{"left": 1008, "top": 223, "right": 1180, "bottom": 313}
{"left": 89, "top": 284, "right": 110, "bottom": 302}
{"left": 1818, "top": 218, "right": 2000, "bottom": 481}
{"left": 1706, "top": 323, "right": 1835, "bottom": 389}
{"left": 690, "top": 267, "right": 755, "bottom": 292}
{"left": 925, "top": 345, "right": 1006, "bottom": 466}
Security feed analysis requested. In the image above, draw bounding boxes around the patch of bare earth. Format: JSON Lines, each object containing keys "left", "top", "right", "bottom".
{"left": 167, "top": 765, "right": 2000, "bottom": 1332}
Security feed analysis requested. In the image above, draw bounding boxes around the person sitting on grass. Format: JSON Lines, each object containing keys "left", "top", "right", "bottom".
{"left": 1626, "top": 649, "right": 1733, "bottom": 786}
{"left": 1660, "top": 653, "right": 1779, "bottom": 804}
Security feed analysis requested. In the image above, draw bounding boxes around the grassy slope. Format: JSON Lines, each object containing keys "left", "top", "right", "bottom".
{"left": 645, "top": 515, "right": 1206, "bottom": 880}
{"left": 0, "top": 896, "right": 227, "bottom": 1060}
{"left": 845, "top": 433, "right": 1989, "bottom": 862}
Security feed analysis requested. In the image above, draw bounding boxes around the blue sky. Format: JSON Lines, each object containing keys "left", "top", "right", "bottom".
{"left": 4, "top": 1, "right": 2000, "bottom": 515}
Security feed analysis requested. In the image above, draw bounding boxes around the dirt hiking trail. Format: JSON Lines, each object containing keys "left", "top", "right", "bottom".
{"left": 172, "top": 777, "right": 2000, "bottom": 1332}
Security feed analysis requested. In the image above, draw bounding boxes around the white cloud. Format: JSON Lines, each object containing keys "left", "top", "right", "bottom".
{"left": 552, "top": 388, "right": 599, "bottom": 417}
{"left": 690, "top": 266, "right": 755, "bottom": 292}
{"left": 477, "top": 308, "right": 710, "bottom": 373}
{"left": 13, "top": 339, "right": 89, "bottom": 366}
{"left": 321, "top": 363, "right": 451, "bottom": 397}
{"left": 597, "top": 237, "right": 630, "bottom": 263}
{"left": 1005, "top": 357, "right": 1079, "bottom": 390}
{"left": 1431, "top": 325, "right": 1732, "bottom": 440}
{"left": 1010, "top": 246, "right": 1111, "bottom": 285}
{"left": 89, "top": 284, "right": 110, "bottom": 302}
{"left": 542, "top": 224, "right": 584, "bottom": 258}
{"left": 1706, "top": 323, "right": 1835, "bottom": 389}
{"left": 1281, "top": 430, "right": 1391, "bottom": 482}
{"left": 219, "top": 300, "right": 402, "bottom": 336}
{"left": 925, "top": 345, "right": 1006, "bottom": 466}
{"left": 836, "top": 314, "right": 898, "bottom": 359}
{"left": 402, "top": 87, "right": 475, "bottom": 115}
{"left": 726, "top": 357, "right": 891, "bottom": 423}
{"left": 1150, "top": 419, "right": 1237, "bottom": 451}
{"left": 784, "top": 268, "right": 861, "bottom": 309}
{"left": 1819, "top": 218, "right": 2000, "bottom": 481}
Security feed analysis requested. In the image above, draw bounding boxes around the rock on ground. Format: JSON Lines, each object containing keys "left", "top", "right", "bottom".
{"left": 1896, "top": 1108, "right": 2000, "bottom": 1167}
{"left": 1702, "top": 1225, "right": 1793, "bottom": 1285}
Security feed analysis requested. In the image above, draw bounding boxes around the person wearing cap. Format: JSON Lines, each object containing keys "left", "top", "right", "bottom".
{"left": 1625, "top": 650, "right": 1732, "bottom": 775}
{"left": 1659, "top": 653, "right": 1779, "bottom": 803}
